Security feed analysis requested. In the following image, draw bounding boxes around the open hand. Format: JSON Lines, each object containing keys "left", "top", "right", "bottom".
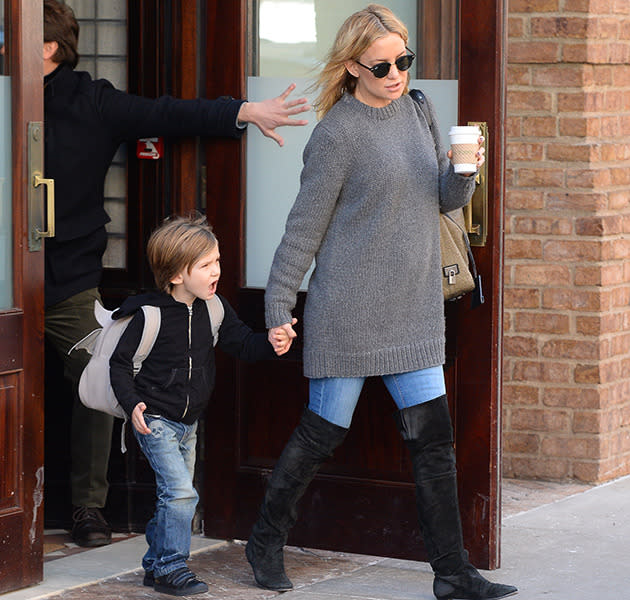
{"left": 237, "top": 84, "right": 310, "bottom": 146}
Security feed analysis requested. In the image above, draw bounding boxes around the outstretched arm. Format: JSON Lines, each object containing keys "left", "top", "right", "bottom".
{"left": 237, "top": 83, "right": 310, "bottom": 147}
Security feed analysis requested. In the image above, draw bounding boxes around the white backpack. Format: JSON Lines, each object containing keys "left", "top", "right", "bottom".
{"left": 69, "top": 295, "right": 224, "bottom": 452}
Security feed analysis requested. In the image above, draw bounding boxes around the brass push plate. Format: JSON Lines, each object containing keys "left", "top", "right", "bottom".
{"left": 28, "top": 122, "right": 55, "bottom": 251}
{"left": 466, "top": 121, "right": 488, "bottom": 247}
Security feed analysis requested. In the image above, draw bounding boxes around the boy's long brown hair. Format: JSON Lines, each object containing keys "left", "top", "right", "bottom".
{"left": 147, "top": 214, "right": 218, "bottom": 294}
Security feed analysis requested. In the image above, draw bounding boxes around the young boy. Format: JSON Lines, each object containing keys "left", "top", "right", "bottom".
{"left": 110, "top": 214, "right": 293, "bottom": 596}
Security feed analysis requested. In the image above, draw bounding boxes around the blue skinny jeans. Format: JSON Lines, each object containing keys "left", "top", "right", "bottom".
{"left": 308, "top": 365, "right": 446, "bottom": 428}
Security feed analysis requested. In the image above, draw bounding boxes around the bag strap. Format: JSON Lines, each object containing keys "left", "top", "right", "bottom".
{"left": 409, "top": 89, "right": 436, "bottom": 140}
{"left": 205, "top": 295, "right": 224, "bottom": 346}
{"left": 116, "top": 305, "right": 161, "bottom": 454}
{"left": 134, "top": 306, "right": 162, "bottom": 375}
{"left": 410, "top": 89, "right": 484, "bottom": 307}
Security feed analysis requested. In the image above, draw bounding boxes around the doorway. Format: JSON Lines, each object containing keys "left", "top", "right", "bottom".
{"left": 42, "top": 0, "right": 205, "bottom": 534}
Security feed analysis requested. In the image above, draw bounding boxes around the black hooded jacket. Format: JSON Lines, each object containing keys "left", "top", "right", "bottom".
{"left": 109, "top": 292, "right": 275, "bottom": 424}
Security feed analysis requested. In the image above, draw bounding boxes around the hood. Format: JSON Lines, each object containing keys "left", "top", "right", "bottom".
{"left": 112, "top": 291, "right": 176, "bottom": 319}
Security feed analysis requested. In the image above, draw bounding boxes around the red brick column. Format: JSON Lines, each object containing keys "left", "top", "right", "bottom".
{"left": 503, "top": 0, "right": 630, "bottom": 482}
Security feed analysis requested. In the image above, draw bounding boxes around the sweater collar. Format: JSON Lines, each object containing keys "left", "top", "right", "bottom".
{"left": 341, "top": 92, "right": 402, "bottom": 120}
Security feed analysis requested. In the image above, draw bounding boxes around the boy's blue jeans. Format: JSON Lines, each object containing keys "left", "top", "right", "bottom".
{"left": 134, "top": 415, "right": 199, "bottom": 577}
{"left": 308, "top": 365, "right": 446, "bottom": 428}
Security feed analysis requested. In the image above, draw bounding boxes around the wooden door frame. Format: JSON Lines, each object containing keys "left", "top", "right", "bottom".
{"left": 0, "top": 0, "right": 45, "bottom": 592}
{"left": 456, "top": 0, "right": 507, "bottom": 568}
{"left": 202, "top": 0, "right": 506, "bottom": 569}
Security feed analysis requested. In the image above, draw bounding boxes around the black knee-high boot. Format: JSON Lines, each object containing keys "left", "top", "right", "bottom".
{"left": 246, "top": 408, "right": 348, "bottom": 591}
{"left": 394, "top": 396, "right": 517, "bottom": 600}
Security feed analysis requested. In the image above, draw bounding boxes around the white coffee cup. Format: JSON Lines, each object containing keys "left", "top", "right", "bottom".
{"left": 448, "top": 125, "right": 481, "bottom": 174}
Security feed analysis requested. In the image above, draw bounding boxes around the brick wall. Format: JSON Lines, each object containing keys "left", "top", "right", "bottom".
{"left": 503, "top": 0, "right": 630, "bottom": 482}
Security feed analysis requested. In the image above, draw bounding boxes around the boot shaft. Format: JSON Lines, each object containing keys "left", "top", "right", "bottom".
{"left": 393, "top": 396, "right": 466, "bottom": 576}
{"left": 251, "top": 408, "right": 349, "bottom": 546}
{"left": 270, "top": 408, "right": 348, "bottom": 487}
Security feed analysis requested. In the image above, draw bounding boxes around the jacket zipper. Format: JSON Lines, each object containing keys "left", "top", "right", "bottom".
{"left": 181, "top": 304, "right": 193, "bottom": 419}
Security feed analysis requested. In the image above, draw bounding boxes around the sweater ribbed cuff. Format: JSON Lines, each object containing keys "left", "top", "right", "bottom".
{"left": 265, "top": 303, "right": 294, "bottom": 330}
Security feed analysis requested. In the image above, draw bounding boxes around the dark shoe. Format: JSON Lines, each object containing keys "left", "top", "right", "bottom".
{"left": 433, "top": 564, "right": 518, "bottom": 599}
{"left": 143, "top": 570, "right": 154, "bottom": 587}
{"left": 71, "top": 506, "right": 112, "bottom": 547}
{"left": 154, "top": 567, "right": 208, "bottom": 596}
{"left": 246, "top": 537, "right": 293, "bottom": 591}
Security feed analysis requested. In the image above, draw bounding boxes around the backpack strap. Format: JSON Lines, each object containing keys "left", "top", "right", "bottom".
{"left": 205, "top": 295, "right": 224, "bottom": 346}
{"left": 112, "top": 305, "right": 159, "bottom": 454}
{"left": 133, "top": 306, "right": 161, "bottom": 375}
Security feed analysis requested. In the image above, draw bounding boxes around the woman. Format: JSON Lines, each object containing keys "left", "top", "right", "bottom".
{"left": 246, "top": 5, "right": 517, "bottom": 600}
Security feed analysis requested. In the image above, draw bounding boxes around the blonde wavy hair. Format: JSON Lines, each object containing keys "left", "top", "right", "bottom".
{"left": 313, "top": 4, "right": 410, "bottom": 119}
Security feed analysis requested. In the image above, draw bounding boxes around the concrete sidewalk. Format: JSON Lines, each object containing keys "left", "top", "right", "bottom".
{"left": 499, "top": 475, "right": 629, "bottom": 599}
{"left": 3, "top": 476, "right": 628, "bottom": 599}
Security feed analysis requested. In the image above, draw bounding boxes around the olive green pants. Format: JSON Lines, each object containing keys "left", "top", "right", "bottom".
{"left": 45, "top": 288, "right": 114, "bottom": 508}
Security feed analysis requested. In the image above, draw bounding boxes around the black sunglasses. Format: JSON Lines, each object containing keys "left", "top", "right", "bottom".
{"left": 355, "top": 48, "right": 415, "bottom": 79}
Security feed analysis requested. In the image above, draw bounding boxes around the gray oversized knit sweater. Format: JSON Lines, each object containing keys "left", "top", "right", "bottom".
{"left": 265, "top": 92, "right": 476, "bottom": 378}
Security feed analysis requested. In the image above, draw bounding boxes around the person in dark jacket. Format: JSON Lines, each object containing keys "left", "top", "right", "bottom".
{"left": 109, "top": 214, "right": 289, "bottom": 596}
{"left": 42, "top": 0, "right": 308, "bottom": 548}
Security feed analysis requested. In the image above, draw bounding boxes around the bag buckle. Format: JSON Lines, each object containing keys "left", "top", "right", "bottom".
{"left": 443, "top": 264, "right": 460, "bottom": 285}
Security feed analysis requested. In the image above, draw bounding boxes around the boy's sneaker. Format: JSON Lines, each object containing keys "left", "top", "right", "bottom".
{"left": 154, "top": 567, "right": 208, "bottom": 596}
{"left": 143, "top": 570, "right": 154, "bottom": 587}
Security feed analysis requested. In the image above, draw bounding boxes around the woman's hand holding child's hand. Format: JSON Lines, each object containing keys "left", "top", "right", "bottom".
{"left": 269, "top": 318, "right": 298, "bottom": 356}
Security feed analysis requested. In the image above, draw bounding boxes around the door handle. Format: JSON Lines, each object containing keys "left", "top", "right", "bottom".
{"left": 33, "top": 172, "right": 55, "bottom": 239}
{"left": 464, "top": 121, "right": 488, "bottom": 247}
{"left": 28, "top": 122, "right": 55, "bottom": 251}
